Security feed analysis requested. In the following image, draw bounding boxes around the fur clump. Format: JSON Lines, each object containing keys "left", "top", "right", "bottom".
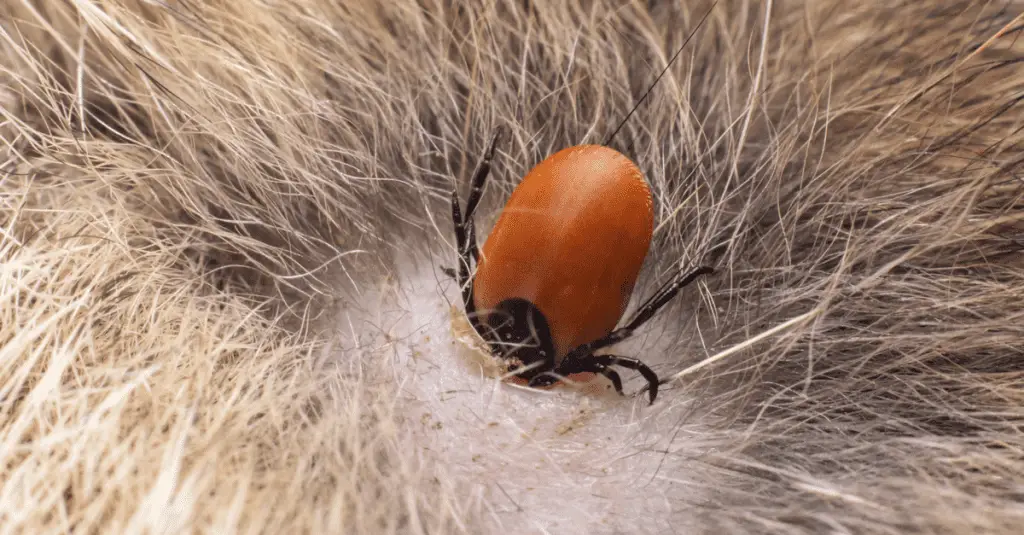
{"left": 1, "top": 0, "right": 1023, "bottom": 533}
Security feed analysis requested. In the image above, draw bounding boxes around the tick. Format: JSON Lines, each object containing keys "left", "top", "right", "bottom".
{"left": 446, "top": 132, "right": 713, "bottom": 404}
{"left": 444, "top": 2, "right": 717, "bottom": 405}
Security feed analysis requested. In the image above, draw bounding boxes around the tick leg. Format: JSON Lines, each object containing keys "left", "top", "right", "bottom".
{"left": 450, "top": 129, "right": 503, "bottom": 322}
{"left": 586, "top": 265, "right": 715, "bottom": 353}
{"left": 598, "top": 367, "right": 624, "bottom": 395}
{"left": 559, "top": 354, "right": 661, "bottom": 405}
{"left": 450, "top": 191, "right": 475, "bottom": 317}
{"left": 463, "top": 129, "right": 502, "bottom": 265}
{"left": 526, "top": 365, "right": 623, "bottom": 396}
{"left": 635, "top": 375, "right": 671, "bottom": 401}
{"left": 463, "top": 130, "right": 502, "bottom": 225}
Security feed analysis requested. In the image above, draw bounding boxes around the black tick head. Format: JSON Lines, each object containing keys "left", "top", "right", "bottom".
{"left": 481, "top": 298, "right": 557, "bottom": 381}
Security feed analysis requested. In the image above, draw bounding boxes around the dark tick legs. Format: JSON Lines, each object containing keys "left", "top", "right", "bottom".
{"left": 446, "top": 130, "right": 712, "bottom": 406}
{"left": 462, "top": 130, "right": 501, "bottom": 266}
{"left": 596, "top": 367, "right": 624, "bottom": 395}
{"left": 569, "top": 361, "right": 625, "bottom": 396}
{"left": 581, "top": 355, "right": 659, "bottom": 405}
{"left": 527, "top": 354, "right": 657, "bottom": 404}
{"left": 447, "top": 130, "right": 502, "bottom": 325}
{"left": 582, "top": 265, "right": 715, "bottom": 355}
{"left": 449, "top": 193, "right": 472, "bottom": 309}
{"left": 531, "top": 265, "right": 713, "bottom": 404}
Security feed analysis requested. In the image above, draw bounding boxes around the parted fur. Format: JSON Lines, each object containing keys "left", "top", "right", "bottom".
{"left": 1, "top": 0, "right": 1023, "bottom": 533}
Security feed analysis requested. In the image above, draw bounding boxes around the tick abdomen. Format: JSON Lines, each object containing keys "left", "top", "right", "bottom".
{"left": 473, "top": 145, "right": 654, "bottom": 359}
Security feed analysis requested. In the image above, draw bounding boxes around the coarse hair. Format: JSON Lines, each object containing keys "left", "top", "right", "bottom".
{"left": 1, "top": 0, "right": 1022, "bottom": 533}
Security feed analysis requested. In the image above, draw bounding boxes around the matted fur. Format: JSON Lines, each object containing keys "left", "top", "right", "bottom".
{"left": 2, "top": 0, "right": 1023, "bottom": 533}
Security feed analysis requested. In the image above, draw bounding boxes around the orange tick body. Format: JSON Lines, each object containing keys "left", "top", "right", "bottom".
{"left": 446, "top": 3, "right": 718, "bottom": 404}
{"left": 448, "top": 133, "right": 714, "bottom": 404}
{"left": 473, "top": 145, "right": 653, "bottom": 359}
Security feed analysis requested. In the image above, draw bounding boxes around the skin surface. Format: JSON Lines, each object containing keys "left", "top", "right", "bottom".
{"left": 472, "top": 144, "right": 654, "bottom": 362}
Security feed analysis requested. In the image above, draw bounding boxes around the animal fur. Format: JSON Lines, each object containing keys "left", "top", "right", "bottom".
{"left": 1, "top": 0, "right": 1022, "bottom": 533}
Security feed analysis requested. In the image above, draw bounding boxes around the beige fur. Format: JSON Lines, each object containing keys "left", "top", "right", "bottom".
{"left": 2, "top": 1, "right": 1023, "bottom": 533}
